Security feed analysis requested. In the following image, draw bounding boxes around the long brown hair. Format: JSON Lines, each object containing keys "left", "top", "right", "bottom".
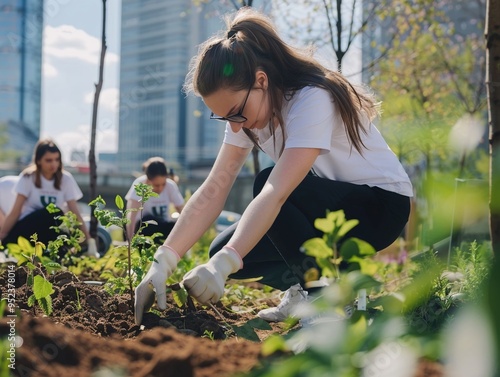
{"left": 184, "top": 7, "right": 379, "bottom": 155}
{"left": 21, "top": 139, "right": 63, "bottom": 189}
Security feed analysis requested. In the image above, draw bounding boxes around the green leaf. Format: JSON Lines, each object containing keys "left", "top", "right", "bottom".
{"left": 344, "top": 314, "right": 367, "bottom": 353}
{"left": 350, "top": 256, "right": 379, "bottom": 276}
{"left": 26, "top": 273, "right": 34, "bottom": 287}
{"left": 172, "top": 287, "right": 188, "bottom": 308}
{"left": 34, "top": 242, "right": 44, "bottom": 258}
{"left": 231, "top": 324, "right": 260, "bottom": 342}
{"left": 38, "top": 296, "right": 53, "bottom": 316}
{"left": 115, "top": 195, "right": 124, "bottom": 210}
{"left": 261, "top": 335, "right": 288, "bottom": 357}
{"left": 17, "top": 236, "right": 33, "bottom": 252}
{"left": 247, "top": 317, "right": 272, "bottom": 330}
{"left": 303, "top": 238, "right": 333, "bottom": 259}
{"left": 337, "top": 219, "right": 359, "bottom": 238}
{"left": 340, "top": 238, "right": 376, "bottom": 261}
{"left": 314, "top": 217, "right": 335, "bottom": 233}
{"left": 27, "top": 294, "right": 36, "bottom": 307}
{"left": 33, "top": 275, "right": 54, "bottom": 300}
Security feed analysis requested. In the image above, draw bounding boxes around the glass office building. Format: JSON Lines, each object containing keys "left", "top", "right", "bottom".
{"left": 0, "top": 0, "right": 43, "bottom": 163}
{"left": 118, "top": 0, "right": 228, "bottom": 174}
{"left": 117, "top": 0, "right": 268, "bottom": 175}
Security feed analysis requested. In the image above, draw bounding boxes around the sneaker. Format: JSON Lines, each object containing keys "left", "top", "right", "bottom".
{"left": 257, "top": 283, "right": 308, "bottom": 322}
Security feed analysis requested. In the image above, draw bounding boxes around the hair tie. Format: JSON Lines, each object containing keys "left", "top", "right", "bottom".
{"left": 227, "top": 29, "right": 237, "bottom": 39}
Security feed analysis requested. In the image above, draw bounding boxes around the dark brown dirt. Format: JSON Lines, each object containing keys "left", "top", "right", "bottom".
{"left": 0, "top": 266, "right": 286, "bottom": 377}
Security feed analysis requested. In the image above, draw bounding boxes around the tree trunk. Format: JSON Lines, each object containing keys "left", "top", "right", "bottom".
{"left": 485, "top": 0, "right": 500, "bottom": 254}
{"left": 89, "top": 0, "right": 107, "bottom": 243}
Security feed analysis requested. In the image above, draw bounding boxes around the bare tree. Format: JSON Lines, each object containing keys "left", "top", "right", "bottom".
{"left": 88, "top": 0, "right": 107, "bottom": 244}
{"left": 485, "top": 0, "right": 500, "bottom": 253}
{"left": 274, "top": 0, "right": 387, "bottom": 74}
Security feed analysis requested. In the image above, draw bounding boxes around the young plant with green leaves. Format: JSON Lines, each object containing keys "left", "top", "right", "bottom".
{"left": 301, "top": 209, "right": 379, "bottom": 281}
{"left": 44, "top": 203, "right": 89, "bottom": 264}
{"left": 7, "top": 235, "right": 61, "bottom": 316}
{"left": 90, "top": 183, "right": 191, "bottom": 307}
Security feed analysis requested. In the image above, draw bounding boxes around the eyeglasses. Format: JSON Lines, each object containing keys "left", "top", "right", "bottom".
{"left": 210, "top": 87, "right": 251, "bottom": 123}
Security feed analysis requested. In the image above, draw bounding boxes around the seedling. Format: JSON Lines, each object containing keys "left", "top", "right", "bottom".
{"left": 12, "top": 235, "right": 61, "bottom": 316}
{"left": 90, "top": 184, "right": 177, "bottom": 308}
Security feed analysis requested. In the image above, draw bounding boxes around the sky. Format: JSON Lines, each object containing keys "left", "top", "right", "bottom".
{"left": 40, "top": 0, "right": 122, "bottom": 163}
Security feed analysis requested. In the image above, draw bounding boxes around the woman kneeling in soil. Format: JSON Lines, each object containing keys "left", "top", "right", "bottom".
{"left": 0, "top": 139, "right": 98, "bottom": 258}
{"left": 134, "top": 8, "right": 413, "bottom": 325}
{"left": 125, "top": 157, "right": 185, "bottom": 244}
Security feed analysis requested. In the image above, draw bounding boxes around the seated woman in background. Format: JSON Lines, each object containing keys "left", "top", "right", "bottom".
{"left": 0, "top": 139, "right": 98, "bottom": 257}
{"left": 125, "top": 157, "right": 185, "bottom": 244}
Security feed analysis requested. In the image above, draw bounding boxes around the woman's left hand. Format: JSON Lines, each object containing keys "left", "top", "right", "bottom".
{"left": 182, "top": 247, "right": 242, "bottom": 304}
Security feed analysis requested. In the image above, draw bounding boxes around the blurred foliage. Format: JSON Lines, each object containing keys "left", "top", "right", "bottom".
{"left": 244, "top": 211, "right": 494, "bottom": 377}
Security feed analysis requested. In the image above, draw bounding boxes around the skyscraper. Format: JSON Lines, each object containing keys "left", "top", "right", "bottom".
{"left": 118, "top": 1, "right": 269, "bottom": 176}
{"left": 0, "top": 0, "right": 43, "bottom": 163}
{"left": 118, "top": 0, "right": 230, "bottom": 174}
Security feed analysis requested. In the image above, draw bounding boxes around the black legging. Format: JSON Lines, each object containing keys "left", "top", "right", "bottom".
{"left": 209, "top": 167, "right": 411, "bottom": 291}
{"left": 135, "top": 215, "right": 176, "bottom": 244}
{"left": 3, "top": 208, "right": 62, "bottom": 247}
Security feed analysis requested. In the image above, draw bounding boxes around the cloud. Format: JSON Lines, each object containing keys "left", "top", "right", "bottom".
{"left": 84, "top": 87, "right": 119, "bottom": 112}
{"left": 44, "top": 25, "right": 119, "bottom": 65}
{"left": 43, "top": 61, "right": 58, "bottom": 78}
{"left": 41, "top": 24, "right": 119, "bottom": 154}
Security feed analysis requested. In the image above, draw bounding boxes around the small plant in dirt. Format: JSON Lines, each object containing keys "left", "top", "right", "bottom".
{"left": 2, "top": 204, "right": 93, "bottom": 265}
{"left": 90, "top": 187, "right": 161, "bottom": 305}
{"left": 90, "top": 184, "right": 195, "bottom": 308}
{"left": 9, "top": 235, "right": 61, "bottom": 316}
{"left": 45, "top": 203, "right": 90, "bottom": 264}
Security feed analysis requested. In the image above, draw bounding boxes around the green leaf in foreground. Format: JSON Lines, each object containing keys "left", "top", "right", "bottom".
{"left": 231, "top": 324, "right": 260, "bottom": 342}
{"left": 172, "top": 287, "right": 188, "bottom": 308}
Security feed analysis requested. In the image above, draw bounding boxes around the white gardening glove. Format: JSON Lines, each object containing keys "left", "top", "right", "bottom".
{"left": 134, "top": 245, "right": 180, "bottom": 325}
{"left": 83, "top": 238, "right": 100, "bottom": 258}
{"left": 182, "top": 246, "right": 242, "bottom": 305}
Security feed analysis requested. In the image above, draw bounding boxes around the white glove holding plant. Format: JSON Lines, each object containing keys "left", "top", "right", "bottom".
{"left": 134, "top": 245, "right": 180, "bottom": 325}
{"left": 182, "top": 246, "right": 243, "bottom": 305}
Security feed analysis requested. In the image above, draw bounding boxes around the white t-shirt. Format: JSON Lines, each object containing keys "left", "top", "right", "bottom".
{"left": 14, "top": 171, "right": 83, "bottom": 219}
{"left": 125, "top": 175, "right": 185, "bottom": 222}
{"left": 0, "top": 175, "right": 18, "bottom": 214}
{"left": 224, "top": 86, "right": 413, "bottom": 197}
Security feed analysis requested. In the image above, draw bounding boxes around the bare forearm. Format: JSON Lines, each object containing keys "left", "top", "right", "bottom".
{"left": 0, "top": 212, "right": 19, "bottom": 240}
{"left": 227, "top": 190, "right": 282, "bottom": 258}
{"left": 165, "top": 182, "right": 227, "bottom": 256}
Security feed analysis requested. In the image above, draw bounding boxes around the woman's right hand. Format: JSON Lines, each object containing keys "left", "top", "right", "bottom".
{"left": 134, "top": 245, "right": 180, "bottom": 325}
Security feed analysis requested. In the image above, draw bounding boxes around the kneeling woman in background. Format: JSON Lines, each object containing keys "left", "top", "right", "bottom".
{"left": 0, "top": 139, "right": 95, "bottom": 255}
{"left": 125, "top": 157, "right": 184, "bottom": 244}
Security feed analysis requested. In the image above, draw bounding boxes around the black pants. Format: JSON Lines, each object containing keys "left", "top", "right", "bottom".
{"left": 135, "top": 215, "right": 176, "bottom": 244}
{"left": 209, "top": 167, "right": 411, "bottom": 291}
{"left": 3, "top": 208, "right": 62, "bottom": 247}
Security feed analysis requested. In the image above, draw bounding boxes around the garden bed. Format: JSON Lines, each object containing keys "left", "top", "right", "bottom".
{"left": 1, "top": 266, "right": 289, "bottom": 377}
{"left": 1, "top": 264, "right": 447, "bottom": 377}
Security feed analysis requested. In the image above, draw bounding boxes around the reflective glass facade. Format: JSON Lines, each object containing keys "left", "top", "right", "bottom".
{"left": 118, "top": 0, "right": 223, "bottom": 173}
{"left": 118, "top": 0, "right": 269, "bottom": 174}
{"left": 0, "top": 0, "right": 43, "bottom": 162}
